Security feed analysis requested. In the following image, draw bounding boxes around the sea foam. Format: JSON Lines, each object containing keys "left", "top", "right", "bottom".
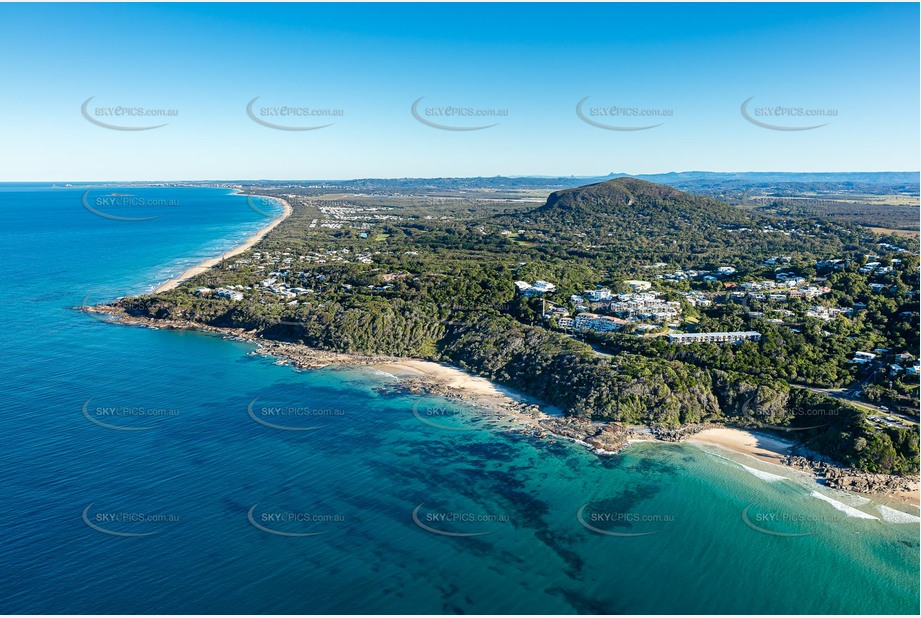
{"left": 738, "top": 463, "right": 788, "bottom": 482}
{"left": 810, "top": 491, "right": 879, "bottom": 520}
{"left": 877, "top": 505, "right": 921, "bottom": 524}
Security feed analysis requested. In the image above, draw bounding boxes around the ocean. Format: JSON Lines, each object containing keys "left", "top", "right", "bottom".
{"left": 0, "top": 185, "right": 917, "bottom": 614}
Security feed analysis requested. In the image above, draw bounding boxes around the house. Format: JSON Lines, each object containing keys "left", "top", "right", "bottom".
{"left": 216, "top": 288, "right": 244, "bottom": 301}
{"left": 717, "top": 266, "right": 737, "bottom": 275}
{"left": 668, "top": 331, "right": 761, "bottom": 345}
{"left": 806, "top": 306, "right": 846, "bottom": 321}
{"left": 764, "top": 256, "right": 791, "bottom": 266}
{"left": 623, "top": 280, "right": 652, "bottom": 292}
{"left": 193, "top": 287, "right": 212, "bottom": 296}
{"left": 584, "top": 288, "right": 613, "bottom": 302}
{"left": 515, "top": 280, "right": 556, "bottom": 297}
{"left": 851, "top": 351, "right": 877, "bottom": 364}
{"left": 682, "top": 293, "right": 712, "bottom": 307}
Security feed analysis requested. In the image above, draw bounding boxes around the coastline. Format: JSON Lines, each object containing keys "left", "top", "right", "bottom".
{"left": 687, "top": 427, "right": 920, "bottom": 509}
{"left": 153, "top": 194, "right": 293, "bottom": 293}
{"left": 79, "top": 304, "right": 920, "bottom": 511}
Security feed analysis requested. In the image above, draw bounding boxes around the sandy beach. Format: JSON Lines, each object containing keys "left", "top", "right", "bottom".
{"left": 688, "top": 427, "right": 793, "bottom": 466}
{"left": 374, "top": 360, "right": 554, "bottom": 410}
{"left": 153, "top": 195, "right": 292, "bottom": 293}
{"left": 372, "top": 359, "right": 561, "bottom": 430}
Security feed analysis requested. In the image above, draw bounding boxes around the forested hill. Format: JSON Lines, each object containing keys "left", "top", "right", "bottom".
{"left": 530, "top": 177, "right": 755, "bottom": 228}
{"left": 498, "top": 177, "right": 863, "bottom": 266}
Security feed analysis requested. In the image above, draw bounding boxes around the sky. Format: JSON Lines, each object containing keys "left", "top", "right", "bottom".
{"left": 0, "top": 2, "right": 918, "bottom": 181}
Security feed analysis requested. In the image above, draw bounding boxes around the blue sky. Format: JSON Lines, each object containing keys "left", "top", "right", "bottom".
{"left": 0, "top": 2, "right": 917, "bottom": 180}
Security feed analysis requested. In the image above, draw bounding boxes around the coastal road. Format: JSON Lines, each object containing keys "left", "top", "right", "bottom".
{"left": 791, "top": 383, "right": 919, "bottom": 425}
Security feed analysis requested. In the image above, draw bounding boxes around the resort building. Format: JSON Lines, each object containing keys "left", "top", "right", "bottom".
{"left": 573, "top": 312, "right": 627, "bottom": 333}
{"left": 609, "top": 292, "right": 680, "bottom": 322}
{"left": 668, "top": 331, "right": 761, "bottom": 345}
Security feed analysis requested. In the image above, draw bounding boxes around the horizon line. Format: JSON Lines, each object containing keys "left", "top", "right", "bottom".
{"left": 3, "top": 170, "right": 920, "bottom": 185}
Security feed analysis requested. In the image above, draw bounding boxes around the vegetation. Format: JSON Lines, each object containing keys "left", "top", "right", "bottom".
{"left": 118, "top": 178, "right": 919, "bottom": 474}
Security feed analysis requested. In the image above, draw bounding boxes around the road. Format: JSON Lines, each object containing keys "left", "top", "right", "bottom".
{"left": 791, "top": 383, "right": 919, "bottom": 425}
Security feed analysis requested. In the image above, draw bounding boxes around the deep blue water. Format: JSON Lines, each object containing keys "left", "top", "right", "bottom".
{"left": 0, "top": 186, "right": 918, "bottom": 614}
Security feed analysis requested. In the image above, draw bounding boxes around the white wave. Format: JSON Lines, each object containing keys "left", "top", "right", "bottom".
{"left": 877, "top": 505, "right": 921, "bottom": 524}
{"left": 367, "top": 368, "right": 400, "bottom": 380}
{"left": 810, "top": 491, "right": 879, "bottom": 520}
{"left": 738, "top": 463, "right": 788, "bottom": 482}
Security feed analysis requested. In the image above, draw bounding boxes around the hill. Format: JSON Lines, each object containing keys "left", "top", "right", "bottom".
{"left": 499, "top": 177, "right": 856, "bottom": 267}
{"left": 529, "top": 177, "right": 754, "bottom": 229}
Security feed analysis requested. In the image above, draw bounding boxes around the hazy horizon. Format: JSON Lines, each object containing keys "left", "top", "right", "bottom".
{"left": 5, "top": 170, "right": 920, "bottom": 185}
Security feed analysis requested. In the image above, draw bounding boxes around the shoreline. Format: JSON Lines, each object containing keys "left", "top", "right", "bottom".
{"left": 686, "top": 427, "right": 920, "bottom": 509}
{"left": 153, "top": 194, "right": 293, "bottom": 293}
{"left": 80, "top": 304, "right": 920, "bottom": 510}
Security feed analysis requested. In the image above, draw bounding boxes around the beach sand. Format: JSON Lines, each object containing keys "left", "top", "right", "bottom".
{"left": 372, "top": 359, "right": 562, "bottom": 427}
{"left": 688, "top": 427, "right": 793, "bottom": 466}
{"left": 153, "top": 195, "right": 292, "bottom": 293}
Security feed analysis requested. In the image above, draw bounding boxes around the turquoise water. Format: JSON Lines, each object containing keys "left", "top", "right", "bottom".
{"left": 0, "top": 186, "right": 917, "bottom": 614}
